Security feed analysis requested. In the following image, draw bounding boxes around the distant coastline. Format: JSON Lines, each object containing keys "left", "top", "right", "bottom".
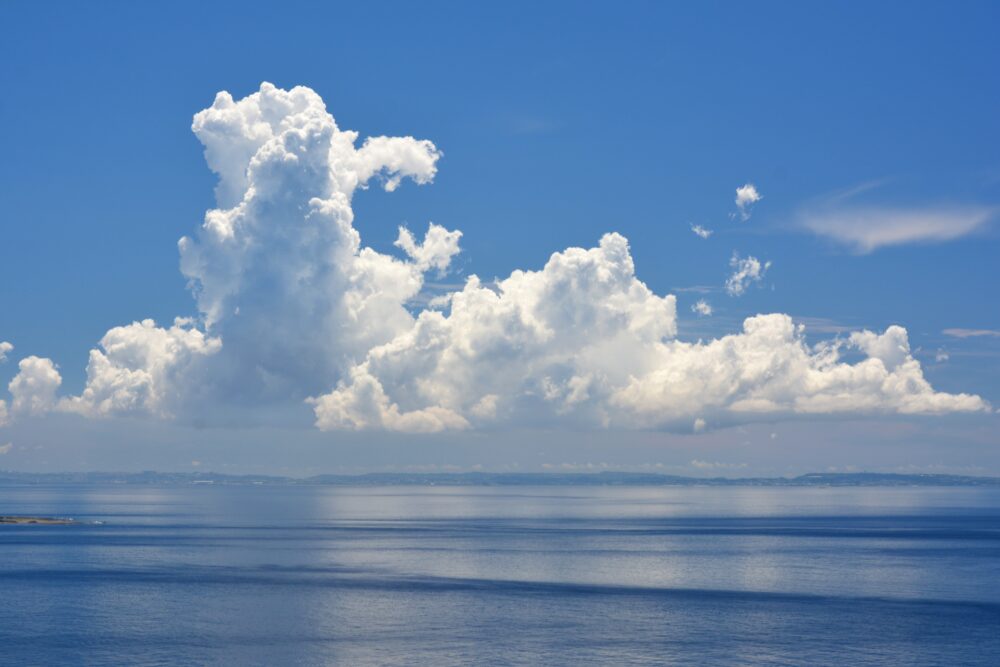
{"left": 1, "top": 470, "right": 998, "bottom": 488}
{"left": 0, "top": 516, "right": 75, "bottom": 525}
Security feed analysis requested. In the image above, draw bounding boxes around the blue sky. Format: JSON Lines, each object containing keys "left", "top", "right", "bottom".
{"left": 1, "top": 1, "right": 998, "bottom": 475}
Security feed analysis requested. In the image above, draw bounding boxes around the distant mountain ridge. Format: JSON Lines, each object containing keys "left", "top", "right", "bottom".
{"left": 1, "top": 470, "right": 998, "bottom": 487}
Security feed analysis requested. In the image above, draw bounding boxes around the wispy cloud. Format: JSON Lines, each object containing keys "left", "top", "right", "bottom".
{"left": 726, "top": 253, "right": 771, "bottom": 296}
{"left": 691, "top": 300, "right": 713, "bottom": 316}
{"left": 798, "top": 195, "right": 995, "bottom": 253}
{"left": 943, "top": 328, "right": 1000, "bottom": 339}
{"left": 690, "top": 224, "right": 713, "bottom": 239}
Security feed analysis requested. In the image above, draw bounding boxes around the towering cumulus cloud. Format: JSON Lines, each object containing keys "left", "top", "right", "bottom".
{"left": 0, "top": 83, "right": 988, "bottom": 434}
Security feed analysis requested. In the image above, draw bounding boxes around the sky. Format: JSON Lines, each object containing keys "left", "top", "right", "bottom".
{"left": 1, "top": 1, "right": 998, "bottom": 476}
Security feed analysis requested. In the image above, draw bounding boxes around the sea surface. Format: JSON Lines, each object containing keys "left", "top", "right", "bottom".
{"left": 1, "top": 484, "right": 999, "bottom": 666}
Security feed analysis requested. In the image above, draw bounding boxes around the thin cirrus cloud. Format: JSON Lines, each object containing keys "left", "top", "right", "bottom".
{"left": 798, "top": 203, "right": 996, "bottom": 254}
{"left": 0, "top": 83, "right": 990, "bottom": 435}
{"left": 943, "top": 328, "right": 1000, "bottom": 339}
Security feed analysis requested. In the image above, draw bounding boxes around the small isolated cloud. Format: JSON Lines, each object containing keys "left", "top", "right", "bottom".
{"left": 0, "top": 341, "right": 12, "bottom": 363}
{"left": 943, "top": 328, "right": 1000, "bottom": 339}
{"left": 693, "top": 418, "right": 706, "bottom": 432}
{"left": 691, "top": 300, "right": 713, "bottom": 316}
{"left": 0, "top": 443, "right": 11, "bottom": 455}
{"left": 935, "top": 349, "right": 950, "bottom": 363}
{"left": 726, "top": 253, "right": 771, "bottom": 296}
{"left": 690, "top": 224, "right": 713, "bottom": 239}
{"left": 799, "top": 206, "right": 995, "bottom": 253}
{"left": 734, "top": 184, "right": 762, "bottom": 221}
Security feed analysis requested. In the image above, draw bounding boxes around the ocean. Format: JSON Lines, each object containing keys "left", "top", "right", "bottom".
{"left": 1, "top": 484, "right": 998, "bottom": 665}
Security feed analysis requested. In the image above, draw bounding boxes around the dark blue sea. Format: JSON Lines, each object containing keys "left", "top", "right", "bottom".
{"left": 1, "top": 484, "right": 999, "bottom": 665}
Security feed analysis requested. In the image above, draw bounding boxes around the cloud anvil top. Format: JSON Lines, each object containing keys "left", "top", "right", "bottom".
{"left": 0, "top": 83, "right": 989, "bottom": 435}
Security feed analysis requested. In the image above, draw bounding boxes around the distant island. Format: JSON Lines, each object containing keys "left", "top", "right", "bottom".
{"left": 0, "top": 516, "right": 75, "bottom": 525}
{"left": 1, "top": 470, "right": 998, "bottom": 487}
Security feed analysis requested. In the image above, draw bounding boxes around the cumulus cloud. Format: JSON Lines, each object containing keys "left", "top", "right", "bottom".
{"left": 799, "top": 206, "right": 995, "bottom": 253}
{"left": 691, "top": 300, "right": 713, "bottom": 316}
{"left": 313, "top": 278, "right": 987, "bottom": 432}
{"left": 62, "top": 318, "right": 221, "bottom": 418}
{"left": 8, "top": 356, "right": 62, "bottom": 416}
{"left": 311, "top": 232, "right": 678, "bottom": 431}
{"left": 0, "top": 341, "right": 12, "bottom": 363}
{"left": 725, "top": 253, "right": 771, "bottom": 296}
{"left": 734, "top": 184, "right": 761, "bottom": 221}
{"left": 1, "top": 83, "right": 988, "bottom": 437}
{"left": 690, "top": 224, "right": 713, "bottom": 239}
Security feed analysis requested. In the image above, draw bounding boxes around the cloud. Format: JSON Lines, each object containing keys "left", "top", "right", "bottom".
{"left": 35, "top": 82, "right": 450, "bottom": 422}
{"left": 0, "top": 442, "right": 11, "bottom": 455}
{"left": 0, "top": 341, "right": 12, "bottom": 363}
{"left": 943, "top": 328, "right": 1000, "bottom": 339}
{"left": 935, "top": 349, "right": 950, "bottom": 363}
{"left": 691, "top": 300, "right": 713, "bottom": 316}
{"left": 0, "top": 83, "right": 988, "bottom": 437}
{"left": 311, "top": 232, "right": 679, "bottom": 431}
{"left": 690, "top": 224, "right": 713, "bottom": 239}
{"left": 8, "top": 356, "right": 62, "bottom": 416}
{"left": 313, "top": 283, "right": 987, "bottom": 433}
{"left": 725, "top": 253, "right": 771, "bottom": 296}
{"left": 799, "top": 206, "right": 995, "bottom": 253}
{"left": 0, "top": 401, "right": 6, "bottom": 427}
{"left": 62, "top": 318, "right": 221, "bottom": 418}
{"left": 734, "top": 183, "right": 761, "bottom": 221}
{"left": 394, "top": 224, "right": 462, "bottom": 274}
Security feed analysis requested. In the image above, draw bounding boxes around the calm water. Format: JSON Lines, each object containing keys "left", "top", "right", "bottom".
{"left": 1, "top": 484, "right": 999, "bottom": 666}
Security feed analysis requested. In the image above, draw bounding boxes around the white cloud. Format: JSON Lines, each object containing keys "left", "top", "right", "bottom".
{"left": 8, "top": 356, "right": 62, "bottom": 416}
{"left": 725, "top": 253, "right": 771, "bottom": 296}
{"left": 693, "top": 417, "right": 706, "bottom": 432}
{"left": 313, "top": 268, "right": 987, "bottom": 433}
{"left": 799, "top": 206, "right": 995, "bottom": 253}
{"left": 935, "top": 349, "right": 950, "bottom": 363}
{"left": 734, "top": 184, "right": 761, "bottom": 221}
{"left": 943, "top": 328, "right": 1000, "bottom": 339}
{"left": 0, "top": 442, "right": 11, "bottom": 455}
{"left": 394, "top": 223, "right": 462, "bottom": 274}
{"left": 32, "top": 82, "right": 451, "bottom": 420}
{"left": 311, "top": 232, "right": 678, "bottom": 431}
{"left": 690, "top": 224, "right": 713, "bottom": 239}
{"left": 0, "top": 341, "right": 12, "bottom": 363}
{"left": 62, "top": 318, "right": 221, "bottom": 418}
{"left": 2, "top": 84, "right": 988, "bottom": 438}
{"left": 691, "top": 300, "right": 713, "bottom": 316}
{"left": 0, "top": 401, "right": 7, "bottom": 427}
